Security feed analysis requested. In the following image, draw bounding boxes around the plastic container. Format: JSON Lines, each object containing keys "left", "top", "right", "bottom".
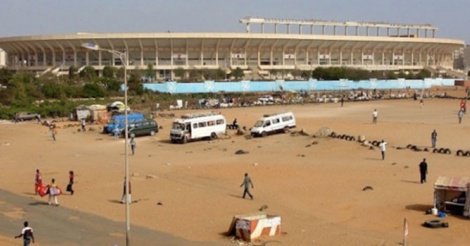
{"left": 431, "top": 207, "right": 438, "bottom": 216}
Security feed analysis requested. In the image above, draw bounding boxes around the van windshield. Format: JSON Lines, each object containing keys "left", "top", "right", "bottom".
{"left": 254, "top": 120, "right": 264, "bottom": 127}
{"left": 172, "top": 122, "right": 185, "bottom": 130}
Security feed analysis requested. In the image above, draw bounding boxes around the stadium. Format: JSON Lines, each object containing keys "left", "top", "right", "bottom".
{"left": 0, "top": 17, "right": 465, "bottom": 80}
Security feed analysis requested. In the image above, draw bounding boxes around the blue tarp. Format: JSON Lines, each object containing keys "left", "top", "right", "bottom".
{"left": 143, "top": 78, "right": 456, "bottom": 94}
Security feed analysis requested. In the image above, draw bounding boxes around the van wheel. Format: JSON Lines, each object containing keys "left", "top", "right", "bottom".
{"left": 210, "top": 132, "right": 217, "bottom": 139}
{"left": 283, "top": 127, "right": 289, "bottom": 133}
{"left": 150, "top": 130, "right": 156, "bottom": 136}
{"left": 261, "top": 131, "right": 267, "bottom": 137}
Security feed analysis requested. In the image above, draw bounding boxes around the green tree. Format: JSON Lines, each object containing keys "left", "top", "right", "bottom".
{"left": 41, "top": 81, "right": 64, "bottom": 99}
{"left": 103, "top": 66, "right": 116, "bottom": 78}
{"left": 68, "top": 66, "right": 77, "bottom": 79}
{"left": 231, "top": 67, "right": 244, "bottom": 80}
{"left": 145, "top": 64, "right": 155, "bottom": 81}
{"left": 79, "top": 66, "right": 97, "bottom": 80}
{"left": 82, "top": 83, "right": 105, "bottom": 98}
{"left": 174, "top": 67, "right": 185, "bottom": 80}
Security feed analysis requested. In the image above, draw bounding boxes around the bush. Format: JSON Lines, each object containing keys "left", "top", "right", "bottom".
{"left": 82, "top": 83, "right": 105, "bottom": 98}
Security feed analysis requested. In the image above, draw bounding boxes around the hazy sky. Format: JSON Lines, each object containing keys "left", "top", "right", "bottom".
{"left": 0, "top": 0, "right": 468, "bottom": 43}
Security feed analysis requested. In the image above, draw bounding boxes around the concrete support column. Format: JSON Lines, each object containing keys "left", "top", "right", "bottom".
{"left": 382, "top": 51, "right": 385, "bottom": 65}
{"left": 310, "top": 25, "right": 314, "bottom": 34}
{"left": 322, "top": 25, "right": 325, "bottom": 35}
{"left": 98, "top": 50, "right": 102, "bottom": 66}
{"left": 261, "top": 23, "right": 264, "bottom": 33}
{"left": 366, "top": 27, "right": 369, "bottom": 36}
{"left": 355, "top": 26, "right": 359, "bottom": 36}
{"left": 333, "top": 26, "right": 336, "bottom": 35}
{"left": 387, "top": 28, "right": 390, "bottom": 36}
{"left": 344, "top": 27, "right": 348, "bottom": 35}
{"left": 299, "top": 24, "right": 302, "bottom": 34}
{"left": 339, "top": 49, "right": 343, "bottom": 65}
{"left": 287, "top": 24, "right": 290, "bottom": 34}
{"left": 85, "top": 51, "right": 89, "bottom": 66}
{"left": 376, "top": 27, "right": 380, "bottom": 36}
{"left": 274, "top": 24, "right": 278, "bottom": 34}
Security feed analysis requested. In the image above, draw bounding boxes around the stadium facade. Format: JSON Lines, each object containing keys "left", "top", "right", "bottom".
{"left": 0, "top": 18, "right": 465, "bottom": 79}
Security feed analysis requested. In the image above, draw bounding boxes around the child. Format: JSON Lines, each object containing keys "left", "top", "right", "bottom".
{"left": 67, "top": 170, "right": 74, "bottom": 195}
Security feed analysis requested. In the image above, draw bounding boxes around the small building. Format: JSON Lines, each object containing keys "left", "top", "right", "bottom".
{"left": 75, "top": 105, "right": 91, "bottom": 121}
{"left": 88, "top": 104, "right": 108, "bottom": 124}
{"left": 434, "top": 176, "right": 470, "bottom": 217}
{"left": 227, "top": 212, "right": 281, "bottom": 242}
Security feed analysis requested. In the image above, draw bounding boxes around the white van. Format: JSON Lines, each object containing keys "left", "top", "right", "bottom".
{"left": 170, "top": 112, "right": 226, "bottom": 144}
{"left": 250, "top": 112, "right": 296, "bottom": 137}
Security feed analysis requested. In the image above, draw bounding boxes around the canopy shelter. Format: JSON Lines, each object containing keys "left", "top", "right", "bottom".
{"left": 434, "top": 176, "right": 470, "bottom": 217}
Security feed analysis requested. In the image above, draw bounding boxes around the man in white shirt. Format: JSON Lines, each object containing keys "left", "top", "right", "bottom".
{"left": 372, "top": 109, "right": 378, "bottom": 124}
{"left": 15, "top": 221, "right": 35, "bottom": 245}
{"left": 379, "top": 140, "right": 387, "bottom": 160}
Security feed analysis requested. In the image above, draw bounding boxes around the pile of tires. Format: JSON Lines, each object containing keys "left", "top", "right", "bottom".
{"left": 432, "top": 148, "right": 452, "bottom": 155}
{"left": 456, "top": 150, "right": 470, "bottom": 157}
{"left": 422, "top": 220, "right": 449, "bottom": 228}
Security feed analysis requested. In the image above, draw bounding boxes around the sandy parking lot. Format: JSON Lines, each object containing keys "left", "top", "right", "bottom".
{"left": 1, "top": 93, "right": 469, "bottom": 245}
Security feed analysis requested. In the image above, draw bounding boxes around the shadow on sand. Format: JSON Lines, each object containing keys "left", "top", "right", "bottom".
{"left": 400, "top": 179, "right": 421, "bottom": 184}
{"left": 28, "top": 201, "right": 50, "bottom": 206}
{"left": 405, "top": 204, "right": 432, "bottom": 212}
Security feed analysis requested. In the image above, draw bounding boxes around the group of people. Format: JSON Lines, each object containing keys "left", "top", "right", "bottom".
{"left": 35, "top": 169, "right": 75, "bottom": 206}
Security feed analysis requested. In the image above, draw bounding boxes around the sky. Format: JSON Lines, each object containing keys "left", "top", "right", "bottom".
{"left": 0, "top": 0, "right": 468, "bottom": 43}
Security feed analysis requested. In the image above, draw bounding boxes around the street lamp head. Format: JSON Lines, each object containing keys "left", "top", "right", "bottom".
{"left": 81, "top": 42, "right": 100, "bottom": 51}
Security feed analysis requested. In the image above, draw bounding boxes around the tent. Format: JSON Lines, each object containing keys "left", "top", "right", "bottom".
{"left": 434, "top": 176, "right": 470, "bottom": 217}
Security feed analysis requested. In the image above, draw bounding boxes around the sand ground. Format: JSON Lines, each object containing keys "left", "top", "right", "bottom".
{"left": 1, "top": 92, "right": 470, "bottom": 245}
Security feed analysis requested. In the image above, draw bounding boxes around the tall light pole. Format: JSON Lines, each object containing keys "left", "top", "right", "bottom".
{"left": 81, "top": 42, "right": 131, "bottom": 246}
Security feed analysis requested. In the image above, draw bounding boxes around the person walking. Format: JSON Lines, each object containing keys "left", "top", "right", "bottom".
{"left": 458, "top": 109, "right": 464, "bottom": 124}
{"left": 50, "top": 125, "right": 57, "bottom": 141}
{"left": 130, "top": 137, "right": 136, "bottom": 155}
{"left": 34, "top": 169, "right": 42, "bottom": 195}
{"left": 240, "top": 173, "right": 254, "bottom": 200}
{"left": 66, "top": 170, "right": 74, "bottom": 195}
{"left": 121, "top": 178, "right": 132, "bottom": 204}
{"left": 379, "top": 140, "right": 387, "bottom": 160}
{"left": 47, "top": 178, "right": 60, "bottom": 206}
{"left": 431, "top": 129, "right": 438, "bottom": 148}
{"left": 81, "top": 119, "right": 86, "bottom": 132}
{"left": 15, "top": 221, "right": 35, "bottom": 246}
{"left": 372, "top": 109, "right": 378, "bottom": 124}
{"left": 340, "top": 96, "right": 344, "bottom": 107}
{"left": 419, "top": 158, "right": 428, "bottom": 184}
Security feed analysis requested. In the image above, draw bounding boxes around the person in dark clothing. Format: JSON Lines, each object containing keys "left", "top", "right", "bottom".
{"left": 15, "top": 221, "right": 35, "bottom": 246}
{"left": 67, "top": 170, "right": 74, "bottom": 195}
{"left": 340, "top": 96, "right": 344, "bottom": 107}
{"left": 240, "top": 173, "right": 254, "bottom": 199}
{"left": 431, "top": 129, "right": 437, "bottom": 148}
{"left": 419, "top": 158, "right": 428, "bottom": 184}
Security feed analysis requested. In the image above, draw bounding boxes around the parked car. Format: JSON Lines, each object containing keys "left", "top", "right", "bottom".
{"left": 123, "top": 119, "right": 158, "bottom": 138}
{"left": 14, "top": 112, "right": 41, "bottom": 122}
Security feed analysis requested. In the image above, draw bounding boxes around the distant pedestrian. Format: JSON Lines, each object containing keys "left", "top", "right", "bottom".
{"left": 419, "top": 158, "right": 428, "bottom": 184}
{"left": 431, "top": 129, "right": 437, "bottom": 148}
{"left": 113, "top": 126, "right": 120, "bottom": 139}
{"left": 15, "top": 221, "right": 35, "bottom": 246}
{"left": 50, "top": 125, "right": 57, "bottom": 141}
{"left": 419, "top": 98, "right": 424, "bottom": 108}
{"left": 48, "top": 178, "right": 60, "bottom": 206}
{"left": 121, "top": 178, "right": 132, "bottom": 204}
{"left": 66, "top": 170, "right": 74, "bottom": 195}
{"left": 130, "top": 137, "right": 136, "bottom": 155}
{"left": 81, "top": 119, "right": 86, "bottom": 132}
{"left": 379, "top": 140, "right": 387, "bottom": 160}
{"left": 240, "top": 173, "right": 254, "bottom": 200}
{"left": 34, "top": 169, "right": 42, "bottom": 195}
{"left": 372, "top": 109, "right": 378, "bottom": 124}
{"left": 458, "top": 109, "right": 464, "bottom": 124}
{"left": 340, "top": 96, "right": 344, "bottom": 107}
{"left": 460, "top": 99, "right": 466, "bottom": 113}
